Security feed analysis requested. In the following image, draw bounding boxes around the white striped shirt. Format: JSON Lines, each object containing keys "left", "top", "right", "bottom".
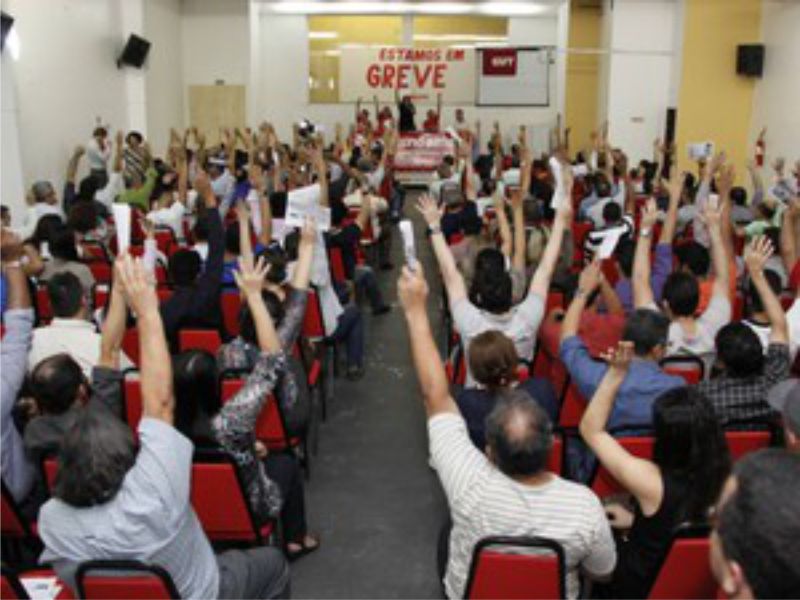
{"left": 429, "top": 413, "right": 616, "bottom": 599}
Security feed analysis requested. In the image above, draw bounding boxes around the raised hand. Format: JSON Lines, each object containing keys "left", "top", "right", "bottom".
{"left": 233, "top": 255, "right": 269, "bottom": 299}
{"left": 744, "top": 236, "right": 774, "bottom": 275}
{"left": 194, "top": 171, "right": 216, "bottom": 208}
{"left": 397, "top": 264, "right": 428, "bottom": 314}
{"left": 416, "top": 194, "right": 443, "bottom": 228}
{"left": 700, "top": 201, "right": 723, "bottom": 230}
{"left": 641, "top": 197, "right": 659, "bottom": 229}
{"left": 717, "top": 164, "right": 735, "bottom": 196}
{"left": 601, "top": 341, "right": 634, "bottom": 375}
{"left": 666, "top": 170, "right": 687, "bottom": 200}
{"left": 300, "top": 217, "right": 318, "bottom": 247}
{"left": 117, "top": 254, "right": 158, "bottom": 317}
{"left": 235, "top": 201, "right": 251, "bottom": 223}
{"left": 578, "top": 259, "right": 602, "bottom": 294}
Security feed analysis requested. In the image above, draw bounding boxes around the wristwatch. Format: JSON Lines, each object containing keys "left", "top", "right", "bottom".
{"left": 2, "top": 260, "right": 22, "bottom": 269}
{"left": 640, "top": 227, "right": 652, "bottom": 239}
{"left": 429, "top": 224, "right": 442, "bottom": 235}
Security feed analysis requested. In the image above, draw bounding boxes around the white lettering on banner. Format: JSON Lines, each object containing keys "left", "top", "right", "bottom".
{"left": 339, "top": 47, "right": 476, "bottom": 104}
{"left": 394, "top": 133, "right": 456, "bottom": 172}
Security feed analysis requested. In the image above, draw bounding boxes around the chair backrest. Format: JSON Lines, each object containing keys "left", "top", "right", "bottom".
{"left": 87, "top": 260, "right": 113, "bottom": 284}
{"left": 190, "top": 450, "right": 261, "bottom": 543}
{"left": 660, "top": 355, "right": 705, "bottom": 384}
{"left": 557, "top": 381, "right": 587, "bottom": 429}
{"left": 123, "top": 371, "right": 143, "bottom": 434}
{"left": 328, "top": 247, "right": 347, "bottom": 284}
{"left": 81, "top": 242, "right": 110, "bottom": 262}
{"left": 648, "top": 524, "right": 716, "bottom": 599}
{"left": 76, "top": 560, "right": 180, "bottom": 599}
{"left": 178, "top": 329, "right": 222, "bottom": 354}
{"left": 154, "top": 228, "right": 177, "bottom": 257}
{"left": 42, "top": 456, "right": 59, "bottom": 494}
{"left": 465, "top": 536, "right": 566, "bottom": 600}
{"left": 302, "top": 290, "right": 326, "bottom": 340}
{"left": 725, "top": 429, "right": 772, "bottom": 462}
{"left": 219, "top": 377, "right": 290, "bottom": 449}
{"left": 591, "top": 436, "right": 656, "bottom": 499}
{"left": 1, "top": 567, "right": 29, "bottom": 600}
{"left": 548, "top": 433, "right": 564, "bottom": 476}
{"left": 35, "top": 286, "right": 53, "bottom": 324}
{"left": 1, "top": 481, "right": 32, "bottom": 538}
{"left": 93, "top": 284, "right": 111, "bottom": 312}
{"left": 221, "top": 293, "right": 242, "bottom": 337}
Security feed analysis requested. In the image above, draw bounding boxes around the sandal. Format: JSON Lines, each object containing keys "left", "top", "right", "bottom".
{"left": 286, "top": 535, "right": 321, "bottom": 562}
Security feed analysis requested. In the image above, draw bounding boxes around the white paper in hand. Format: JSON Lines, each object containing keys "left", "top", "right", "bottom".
{"left": 549, "top": 156, "right": 565, "bottom": 210}
{"left": 112, "top": 203, "right": 131, "bottom": 255}
{"left": 399, "top": 219, "right": 417, "bottom": 270}
{"left": 596, "top": 226, "right": 627, "bottom": 260}
{"left": 286, "top": 184, "right": 322, "bottom": 229}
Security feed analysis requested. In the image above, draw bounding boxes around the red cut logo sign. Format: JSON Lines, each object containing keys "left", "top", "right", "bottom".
{"left": 482, "top": 49, "right": 517, "bottom": 76}
{"left": 394, "top": 132, "right": 456, "bottom": 172}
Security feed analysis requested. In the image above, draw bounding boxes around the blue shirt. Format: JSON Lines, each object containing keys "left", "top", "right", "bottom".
{"left": 559, "top": 335, "right": 684, "bottom": 430}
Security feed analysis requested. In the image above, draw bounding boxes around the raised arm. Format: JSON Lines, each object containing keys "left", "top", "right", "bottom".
{"left": 417, "top": 194, "right": 467, "bottom": 304}
{"left": 65, "top": 146, "right": 85, "bottom": 185}
{"left": 398, "top": 265, "right": 458, "bottom": 417}
{"left": 494, "top": 191, "right": 513, "bottom": 258}
{"left": 113, "top": 130, "right": 124, "bottom": 174}
{"left": 194, "top": 172, "right": 225, "bottom": 290}
{"left": 747, "top": 159, "right": 765, "bottom": 208}
{"left": 530, "top": 168, "right": 573, "bottom": 299}
{"left": 659, "top": 169, "right": 685, "bottom": 244}
{"left": 290, "top": 219, "right": 316, "bottom": 291}
{"left": 510, "top": 186, "right": 526, "bottom": 273}
{"left": 701, "top": 202, "right": 729, "bottom": 299}
{"left": 579, "top": 342, "right": 663, "bottom": 515}
{"left": 356, "top": 190, "right": 372, "bottom": 232}
{"left": 560, "top": 260, "right": 601, "bottom": 342}
{"left": 311, "top": 143, "right": 329, "bottom": 208}
{"left": 236, "top": 202, "right": 253, "bottom": 267}
{"left": 745, "top": 236, "right": 788, "bottom": 344}
{"left": 235, "top": 256, "right": 280, "bottom": 353}
{"left": 118, "top": 255, "right": 173, "bottom": 424}
{"left": 98, "top": 255, "right": 129, "bottom": 369}
{"left": 633, "top": 198, "right": 658, "bottom": 308}
{"left": 716, "top": 164, "right": 737, "bottom": 261}
{"left": 780, "top": 199, "right": 799, "bottom": 273}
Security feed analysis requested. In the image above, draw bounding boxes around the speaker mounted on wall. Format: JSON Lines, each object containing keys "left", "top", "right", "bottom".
{"left": 1, "top": 12, "right": 14, "bottom": 53}
{"left": 117, "top": 34, "right": 151, "bottom": 69}
{"left": 736, "top": 44, "right": 764, "bottom": 78}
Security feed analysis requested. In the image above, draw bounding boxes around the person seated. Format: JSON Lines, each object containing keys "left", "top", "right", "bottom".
{"left": 67, "top": 201, "right": 109, "bottom": 247}
{"left": 614, "top": 171, "right": 684, "bottom": 313}
{"left": 635, "top": 199, "right": 730, "bottom": 370}
{"left": 39, "top": 224, "right": 95, "bottom": 298}
{"left": 160, "top": 172, "right": 226, "bottom": 351}
{"left": 710, "top": 449, "right": 800, "bottom": 599}
{"left": 146, "top": 158, "right": 188, "bottom": 243}
{"left": 23, "top": 263, "right": 128, "bottom": 508}
{"left": 456, "top": 331, "right": 558, "bottom": 449}
{"left": 560, "top": 261, "right": 684, "bottom": 430}
{"left": 419, "top": 189, "right": 570, "bottom": 387}
{"left": 176, "top": 252, "right": 318, "bottom": 559}
{"left": 742, "top": 268, "right": 784, "bottom": 353}
{"left": 37, "top": 255, "right": 290, "bottom": 599}
{"left": 581, "top": 341, "right": 730, "bottom": 598}
{"left": 397, "top": 264, "right": 616, "bottom": 600}
{"left": 28, "top": 272, "right": 131, "bottom": 376}
{"left": 695, "top": 237, "right": 790, "bottom": 426}
{"left": 1, "top": 230, "right": 37, "bottom": 506}
{"left": 767, "top": 379, "right": 800, "bottom": 452}
{"left": 191, "top": 216, "right": 210, "bottom": 262}
{"left": 20, "top": 180, "right": 63, "bottom": 240}
{"left": 583, "top": 202, "right": 633, "bottom": 265}
{"left": 218, "top": 221, "right": 316, "bottom": 436}
{"left": 729, "top": 186, "right": 754, "bottom": 224}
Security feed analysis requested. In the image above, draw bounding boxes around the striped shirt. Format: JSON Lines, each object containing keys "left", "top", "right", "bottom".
{"left": 430, "top": 413, "right": 616, "bottom": 599}
{"left": 583, "top": 215, "right": 634, "bottom": 265}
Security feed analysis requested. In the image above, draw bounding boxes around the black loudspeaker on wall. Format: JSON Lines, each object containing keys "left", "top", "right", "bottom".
{"left": 661, "top": 107, "right": 677, "bottom": 178}
{"left": 117, "top": 34, "right": 151, "bottom": 69}
{"left": 736, "top": 44, "right": 764, "bottom": 77}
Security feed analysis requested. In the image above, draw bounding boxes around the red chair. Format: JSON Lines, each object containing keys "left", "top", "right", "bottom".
{"left": 328, "top": 247, "right": 348, "bottom": 285}
{"left": 121, "top": 329, "right": 140, "bottom": 366}
{"left": 557, "top": 380, "right": 588, "bottom": 429}
{"left": 41, "top": 457, "right": 59, "bottom": 494}
{"left": 92, "top": 284, "right": 110, "bottom": 312}
{"left": 2, "top": 481, "right": 38, "bottom": 564}
{"left": 1, "top": 567, "right": 28, "bottom": 600}
{"left": 590, "top": 436, "right": 655, "bottom": 499}
{"left": 302, "top": 290, "right": 326, "bottom": 341}
{"left": 725, "top": 429, "right": 772, "bottom": 462}
{"left": 81, "top": 241, "right": 110, "bottom": 262}
{"left": 154, "top": 227, "right": 178, "bottom": 257}
{"left": 548, "top": 433, "right": 564, "bottom": 475}
{"left": 191, "top": 450, "right": 275, "bottom": 544}
{"left": 87, "top": 260, "right": 113, "bottom": 284}
{"left": 545, "top": 291, "right": 564, "bottom": 315}
{"left": 35, "top": 286, "right": 53, "bottom": 324}
{"left": 660, "top": 355, "right": 705, "bottom": 384}
{"left": 123, "top": 371, "right": 144, "bottom": 434}
{"left": 178, "top": 330, "right": 222, "bottom": 354}
{"left": 221, "top": 293, "right": 242, "bottom": 337}
{"left": 465, "top": 536, "right": 566, "bottom": 599}
{"left": 648, "top": 524, "right": 716, "bottom": 599}
{"left": 157, "top": 288, "right": 174, "bottom": 303}
{"left": 732, "top": 294, "right": 744, "bottom": 321}
{"left": 76, "top": 560, "right": 180, "bottom": 599}
{"left": 3, "top": 566, "right": 75, "bottom": 600}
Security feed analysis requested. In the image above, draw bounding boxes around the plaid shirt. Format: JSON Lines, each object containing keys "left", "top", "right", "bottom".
{"left": 694, "top": 343, "right": 789, "bottom": 425}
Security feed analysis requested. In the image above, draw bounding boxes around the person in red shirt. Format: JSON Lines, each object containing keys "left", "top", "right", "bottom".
{"left": 422, "top": 93, "right": 442, "bottom": 133}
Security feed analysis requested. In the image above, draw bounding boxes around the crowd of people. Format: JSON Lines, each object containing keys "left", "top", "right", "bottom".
{"left": 1, "top": 97, "right": 800, "bottom": 600}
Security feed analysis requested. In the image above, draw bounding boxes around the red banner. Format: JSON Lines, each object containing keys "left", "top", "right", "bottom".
{"left": 482, "top": 48, "right": 517, "bottom": 76}
{"left": 394, "top": 132, "right": 455, "bottom": 172}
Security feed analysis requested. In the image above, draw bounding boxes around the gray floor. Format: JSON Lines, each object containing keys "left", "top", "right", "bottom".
{"left": 291, "top": 207, "right": 449, "bottom": 599}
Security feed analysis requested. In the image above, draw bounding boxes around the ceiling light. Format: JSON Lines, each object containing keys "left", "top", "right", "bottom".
{"left": 308, "top": 31, "right": 339, "bottom": 39}
{"left": 266, "top": 1, "right": 552, "bottom": 16}
{"left": 413, "top": 3, "right": 473, "bottom": 14}
{"left": 478, "top": 3, "right": 548, "bottom": 16}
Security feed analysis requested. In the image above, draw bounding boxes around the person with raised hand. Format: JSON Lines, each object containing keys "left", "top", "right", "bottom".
{"left": 695, "top": 236, "right": 790, "bottom": 426}
{"left": 418, "top": 189, "right": 570, "bottom": 386}
{"left": 398, "top": 263, "right": 616, "bottom": 600}
{"left": 580, "top": 341, "right": 729, "bottom": 598}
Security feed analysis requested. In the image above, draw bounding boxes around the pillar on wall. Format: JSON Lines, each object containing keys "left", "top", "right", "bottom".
{"left": 1, "top": 51, "right": 26, "bottom": 226}
{"left": 564, "top": 1, "right": 603, "bottom": 150}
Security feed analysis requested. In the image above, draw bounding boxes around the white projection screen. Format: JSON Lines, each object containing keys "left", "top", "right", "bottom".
{"left": 476, "top": 47, "right": 552, "bottom": 107}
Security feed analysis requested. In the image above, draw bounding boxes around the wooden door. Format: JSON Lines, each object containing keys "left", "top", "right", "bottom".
{"left": 188, "top": 85, "right": 246, "bottom": 145}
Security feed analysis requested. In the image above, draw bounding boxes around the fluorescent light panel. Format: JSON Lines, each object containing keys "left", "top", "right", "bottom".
{"left": 268, "top": 2, "right": 552, "bottom": 16}
{"left": 308, "top": 30, "right": 339, "bottom": 39}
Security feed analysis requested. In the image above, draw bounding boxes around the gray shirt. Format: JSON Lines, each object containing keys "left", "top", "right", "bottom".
{"left": 38, "top": 418, "right": 219, "bottom": 599}
{"left": 1, "top": 308, "right": 37, "bottom": 502}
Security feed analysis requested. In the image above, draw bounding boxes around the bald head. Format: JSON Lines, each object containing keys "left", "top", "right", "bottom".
{"left": 486, "top": 389, "right": 553, "bottom": 477}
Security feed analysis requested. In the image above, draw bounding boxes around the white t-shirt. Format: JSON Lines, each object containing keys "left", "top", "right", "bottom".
{"left": 452, "top": 293, "right": 545, "bottom": 387}
{"left": 429, "top": 413, "right": 616, "bottom": 599}
{"left": 20, "top": 204, "right": 63, "bottom": 240}
{"left": 751, "top": 298, "right": 800, "bottom": 360}
{"left": 661, "top": 293, "right": 731, "bottom": 369}
{"left": 147, "top": 201, "right": 186, "bottom": 242}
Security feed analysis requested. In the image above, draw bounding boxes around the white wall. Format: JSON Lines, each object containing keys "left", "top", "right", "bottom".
{"left": 1, "top": 50, "right": 26, "bottom": 225}
{"left": 3, "top": 0, "right": 132, "bottom": 198}
{"left": 252, "top": 11, "right": 562, "bottom": 154}
{"left": 749, "top": 0, "right": 800, "bottom": 166}
{"left": 143, "top": 0, "right": 184, "bottom": 155}
{"left": 180, "top": 0, "right": 249, "bottom": 123}
{"left": 603, "top": 0, "right": 678, "bottom": 163}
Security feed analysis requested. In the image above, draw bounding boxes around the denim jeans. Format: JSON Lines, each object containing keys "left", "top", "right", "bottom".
{"left": 330, "top": 304, "right": 364, "bottom": 368}
{"left": 354, "top": 265, "right": 385, "bottom": 311}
